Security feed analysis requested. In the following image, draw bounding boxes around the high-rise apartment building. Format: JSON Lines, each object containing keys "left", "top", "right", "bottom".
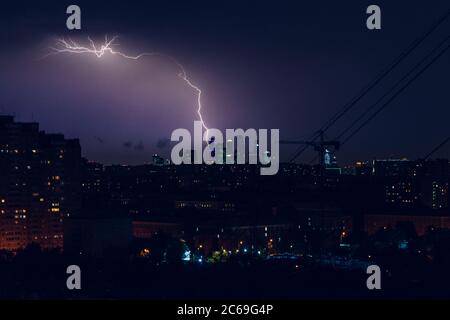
{"left": 0, "top": 116, "right": 81, "bottom": 250}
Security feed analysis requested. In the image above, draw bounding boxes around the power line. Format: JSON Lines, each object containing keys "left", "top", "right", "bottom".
{"left": 424, "top": 136, "right": 450, "bottom": 160}
{"left": 321, "top": 9, "right": 449, "bottom": 134}
{"left": 336, "top": 35, "right": 450, "bottom": 141}
{"left": 341, "top": 40, "right": 450, "bottom": 146}
{"left": 289, "top": 9, "right": 450, "bottom": 162}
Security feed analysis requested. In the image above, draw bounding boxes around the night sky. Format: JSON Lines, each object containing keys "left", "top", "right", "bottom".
{"left": 0, "top": 0, "right": 448, "bottom": 164}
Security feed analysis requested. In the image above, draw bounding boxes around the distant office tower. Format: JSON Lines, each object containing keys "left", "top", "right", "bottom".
{"left": 373, "top": 158, "right": 421, "bottom": 206}
{"left": 419, "top": 159, "right": 449, "bottom": 209}
{"left": 0, "top": 116, "right": 81, "bottom": 251}
{"left": 373, "top": 158, "right": 417, "bottom": 178}
{"left": 373, "top": 158, "right": 449, "bottom": 209}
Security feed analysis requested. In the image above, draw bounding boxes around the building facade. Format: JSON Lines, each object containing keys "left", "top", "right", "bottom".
{"left": 0, "top": 116, "right": 81, "bottom": 251}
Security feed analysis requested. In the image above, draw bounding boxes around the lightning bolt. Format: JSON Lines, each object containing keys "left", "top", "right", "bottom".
{"left": 47, "top": 35, "right": 209, "bottom": 130}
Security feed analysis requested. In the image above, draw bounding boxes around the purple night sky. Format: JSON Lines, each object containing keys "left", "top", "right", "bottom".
{"left": 0, "top": 0, "right": 449, "bottom": 165}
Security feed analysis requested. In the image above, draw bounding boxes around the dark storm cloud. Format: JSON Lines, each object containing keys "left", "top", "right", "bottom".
{"left": 156, "top": 138, "right": 171, "bottom": 149}
{"left": 123, "top": 141, "right": 133, "bottom": 149}
{"left": 94, "top": 136, "right": 105, "bottom": 144}
{"left": 123, "top": 141, "right": 144, "bottom": 151}
{"left": 134, "top": 141, "right": 144, "bottom": 152}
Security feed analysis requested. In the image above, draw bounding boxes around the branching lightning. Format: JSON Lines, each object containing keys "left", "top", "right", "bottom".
{"left": 47, "top": 35, "right": 209, "bottom": 130}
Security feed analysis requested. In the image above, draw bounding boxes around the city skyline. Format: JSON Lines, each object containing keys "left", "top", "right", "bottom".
{"left": 1, "top": 112, "right": 449, "bottom": 299}
{"left": 0, "top": 112, "right": 447, "bottom": 167}
{"left": 1, "top": 0, "right": 450, "bottom": 302}
{"left": 0, "top": 0, "right": 449, "bottom": 165}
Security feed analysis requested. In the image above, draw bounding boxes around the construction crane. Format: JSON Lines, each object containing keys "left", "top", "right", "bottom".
{"left": 281, "top": 130, "right": 340, "bottom": 170}
{"left": 288, "top": 10, "right": 450, "bottom": 163}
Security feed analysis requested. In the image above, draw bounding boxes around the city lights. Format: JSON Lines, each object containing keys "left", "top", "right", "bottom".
{"left": 0, "top": 0, "right": 449, "bottom": 303}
